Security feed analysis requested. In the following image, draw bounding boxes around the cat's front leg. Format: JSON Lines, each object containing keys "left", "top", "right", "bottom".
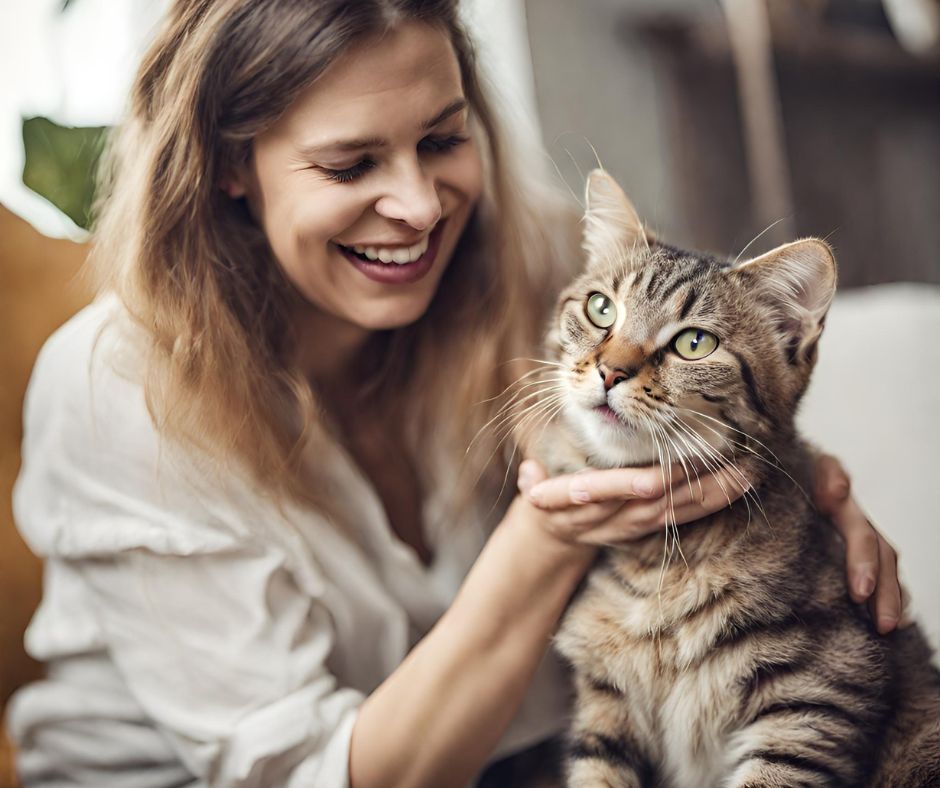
{"left": 723, "top": 710, "right": 871, "bottom": 788}
{"left": 565, "top": 672, "right": 656, "bottom": 788}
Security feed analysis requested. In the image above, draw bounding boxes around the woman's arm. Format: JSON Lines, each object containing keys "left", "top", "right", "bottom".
{"left": 348, "top": 495, "right": 594, "bottom": 788}
{"left": 348, "top": 461, "right": 685, "bottom": 788}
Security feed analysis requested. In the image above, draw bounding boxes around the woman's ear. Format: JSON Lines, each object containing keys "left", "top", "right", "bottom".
{"left": 219, "top": 173, "right": 248, "bottom": 199}
{"left": 218, "top": 161, "right": 251, "bottom": 199}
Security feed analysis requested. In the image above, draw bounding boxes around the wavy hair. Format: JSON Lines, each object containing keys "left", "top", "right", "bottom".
{"left": 91, "top": 0, "right": 573, "bottom": 513}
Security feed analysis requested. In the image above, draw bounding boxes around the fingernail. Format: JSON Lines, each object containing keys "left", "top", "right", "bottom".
{"left": 878, "top": 615, "right": 898, "bottom": 633}
{"left": 528, "top": 484, "right": 545, "bottom": 505}
{"left": 570, "top": 487, "right": 591, "bottom": 504}
{"left": 857, "top": 572, "right": 876, "bottom": 598}
{"left": 517, "top": 464, "right": 535, "bottom": 491}
{"left": 633, "top": 477, "right": 656, "bottom": 496}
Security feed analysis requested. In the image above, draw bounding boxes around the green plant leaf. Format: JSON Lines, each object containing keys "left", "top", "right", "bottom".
{"left": 21, "top": 116, "right": 108, "bottom": 230}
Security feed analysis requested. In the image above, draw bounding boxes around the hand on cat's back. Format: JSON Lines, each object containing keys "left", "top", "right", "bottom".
{"left": 813, "top": 452, "right": 907, "bottom": 635}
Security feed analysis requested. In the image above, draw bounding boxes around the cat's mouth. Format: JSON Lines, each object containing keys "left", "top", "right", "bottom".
{"left": 594, "top": 404, "right": 634, "bottom": 429}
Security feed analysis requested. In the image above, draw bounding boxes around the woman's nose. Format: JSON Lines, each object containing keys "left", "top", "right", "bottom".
{"left": 374, "top": 161, "right": 443, "bottom": 231}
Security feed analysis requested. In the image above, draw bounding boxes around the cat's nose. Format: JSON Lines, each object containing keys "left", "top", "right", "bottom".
{"left": 598, "top": 362, "right": 635, "bottom": 390}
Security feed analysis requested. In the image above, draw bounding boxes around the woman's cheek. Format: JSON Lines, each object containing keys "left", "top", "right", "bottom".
{"left": 457, "top": 141, "right": 484, "bottom": 202}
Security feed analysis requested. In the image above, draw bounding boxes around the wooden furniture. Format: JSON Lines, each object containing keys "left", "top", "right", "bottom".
{"left": 0, "top": 204, "right": 90, "bottom": 787}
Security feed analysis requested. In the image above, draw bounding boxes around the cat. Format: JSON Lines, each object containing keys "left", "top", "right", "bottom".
{"left": 519, "top": 170, "right": 940, "bottom": 787}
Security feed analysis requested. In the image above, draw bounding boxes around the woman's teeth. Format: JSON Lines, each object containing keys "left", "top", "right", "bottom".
{"left": 348, "top": 235, "right": 429, "bottom": 265}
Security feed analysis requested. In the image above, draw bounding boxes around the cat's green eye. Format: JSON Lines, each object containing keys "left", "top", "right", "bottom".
{"left": 672, "top": 328, "right": 719, "bottom": 360}
{"left": 585, "top": 293, "right": 617, "bottom": 329}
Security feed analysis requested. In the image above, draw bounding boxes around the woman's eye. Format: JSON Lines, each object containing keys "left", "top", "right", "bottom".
{"left": 318, "top": 159, "right": 376, "bottom": 183}
{"left": 672, "top": 328, "right": 719, "bottom": 360}
{"left": 585, "top": 292, "right": 617, "bottom": 328}
{"left": 419, "top": 134, "right": 469, "bottom": 154}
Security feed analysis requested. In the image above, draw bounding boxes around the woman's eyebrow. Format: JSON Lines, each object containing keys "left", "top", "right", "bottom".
{"left": 298, "top": 98, "right": 468, "bottom": 158}
{"left": 421, "top": 97, "right": 468, "bottom": 130}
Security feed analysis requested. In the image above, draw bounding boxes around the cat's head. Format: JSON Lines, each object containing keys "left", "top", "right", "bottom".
{"left": 549, "top": 170, "right": 836, "bottom": 469}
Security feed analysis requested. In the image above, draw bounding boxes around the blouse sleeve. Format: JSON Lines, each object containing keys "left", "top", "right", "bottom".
{"left": 74, "top": 543, "right": 365, "bottom": 787}
{"left": 14, "top": 303, "right": 366, "bottom": 787}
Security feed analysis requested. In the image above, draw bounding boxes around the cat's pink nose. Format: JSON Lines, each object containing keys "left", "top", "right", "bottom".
{"left": 598, "top": 362, "right": 635, "bottom": 390}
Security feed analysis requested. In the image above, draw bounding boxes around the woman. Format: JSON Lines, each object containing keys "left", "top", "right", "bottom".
{"left": 7, "top": 1, "right": 903, "bottom": 786}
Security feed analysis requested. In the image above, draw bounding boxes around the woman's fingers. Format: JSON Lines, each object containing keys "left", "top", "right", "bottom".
{"left": 870, "top": 533, "right": 903, "bottom": 634}
{"left": 526, "top": 464, "right": 681, "bottom": 510}
{"left": 539, "top": 501, "right": 627, "bottom": 542}
{"left": 813, "top": 453, "right": 852, "bottom": 512}
{"left": 522, "top": 459, "right": 752, "bottom": 546}
{"left": 661, "top": 466, "right": 751, "bottom": 526}
{"left": 574, "top": 468, "right": 751, "bottom": 545}
{"left": 813, "top": 455, "right": 877, "bottom": 600}
{"left": 516, "top": 459, "right": 548, "bottom": 495}
{"left": 813, "top": 452, "right": 904, "bottom": 633}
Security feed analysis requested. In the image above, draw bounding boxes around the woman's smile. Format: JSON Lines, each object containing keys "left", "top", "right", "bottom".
{"left": 334, "top": 219, "right": 446, "bottom": 285}
{"left": 226, "top": 21, "right": 483, "bottom": 336}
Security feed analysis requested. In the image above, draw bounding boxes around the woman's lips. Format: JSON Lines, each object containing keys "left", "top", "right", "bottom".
{"left": 336, "top": 221, "right": 445, "bottom": 285}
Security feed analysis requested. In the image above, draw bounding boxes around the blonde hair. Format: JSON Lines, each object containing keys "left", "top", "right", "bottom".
{"left": 91, "top": 0, "right": 573, "bottom": 511}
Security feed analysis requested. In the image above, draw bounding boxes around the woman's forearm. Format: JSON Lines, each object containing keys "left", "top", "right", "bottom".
{"left": 348, "top": 498, "right": 595, "bottom": 788}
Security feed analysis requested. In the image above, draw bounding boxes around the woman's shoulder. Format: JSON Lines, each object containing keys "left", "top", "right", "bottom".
{"left": 25, "top": 294, "right": 150, "bottom": 448}
{"left": 17, "top": 295, "right": 263, "bottom": 559}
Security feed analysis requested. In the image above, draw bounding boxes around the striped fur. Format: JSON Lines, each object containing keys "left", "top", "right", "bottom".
{"left": 523, "top": 171, "right": 940, "bottom": 787}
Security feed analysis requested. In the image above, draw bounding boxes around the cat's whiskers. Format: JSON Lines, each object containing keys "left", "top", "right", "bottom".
{"left": 476, "top": 392, "right": 570, "bottom": 520}
{"left": 661, "top": 414, "right": 757, "bottom": 527}
{"left": 663, "top": 415, "right": 749, "bottom": 501}
{"left": 675, "top": 407, "right": 788, "bottom": 477}
{"left": 658, "top": 417, "right": 742, "bottom": 535}
{"left": 466, "top": 383, "right": 567, "bottom": 506}
{"left": 654, "top": 420, "right": 691, "bottom": 570}
{"left": 493, "top": 395, "right": 570, "bottom": 509}
{"left": 476, "top": 367, "right": 565, "bottom": 407}
{"left": 731, "top": 216, "right": 788, "bottom": 266}
{"left": 664, "top": 414, "right": 758, "bottom": 532}
{"left": 664, "top": 413, "right": 771, "bottom": 532}
{"left": 657, "top": 416, "right": 706, "bottom": 503}
{"left": 662, "top": 415, "right": 736, "bottom": 507}
{"left": 648, "top": 411, "right": 701, "bottom": 505}
{"left": 507, "top": 393, "right": 567, "bottom": 439}
{"left": 676, "top": 407, "right": 811, "bottom": 507}
{"left": 637, "top": 412, "right": 686, "bottom": 606}
{"left": 497, "top": 385, "right": 567, "bottom": 433}
{"left": 469, "top": 379, "right": 567, "bottom": 455}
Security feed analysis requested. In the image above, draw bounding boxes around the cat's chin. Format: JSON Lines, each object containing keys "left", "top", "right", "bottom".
{"left": 564, "top": 406, "right": 661, "bottom": 469}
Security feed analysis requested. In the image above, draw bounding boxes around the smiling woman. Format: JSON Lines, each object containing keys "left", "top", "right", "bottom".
{"left": 6, "top": 3, "right": 583, "bottom": 785}
{"left": 4, "top": 1, "right": 906, "bottom": 787}
{"left": 225, "top": 22, "right": 482, "bottom": 335}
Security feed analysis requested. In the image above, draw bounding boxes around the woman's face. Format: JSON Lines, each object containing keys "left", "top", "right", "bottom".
{"left": 230, "top": 21, "right": 483, "bottom": 334}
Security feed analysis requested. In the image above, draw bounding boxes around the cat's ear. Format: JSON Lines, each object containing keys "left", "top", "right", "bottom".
{"left": 582, "top": 169, "right": 646, "bottom": 267}
{"left": 733, "top": 238, "right": 837, "bottom": 363}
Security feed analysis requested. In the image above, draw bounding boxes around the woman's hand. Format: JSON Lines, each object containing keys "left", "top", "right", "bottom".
{"left": 516, "top": 459, "right": 751, "bottom": 546}
{"left": 813, "top": 453, "right": 909, "bottom": 635}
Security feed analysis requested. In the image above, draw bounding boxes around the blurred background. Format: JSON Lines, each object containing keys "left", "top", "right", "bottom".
{"left": 1, "top": 0, "right": 939, "bottom": 782}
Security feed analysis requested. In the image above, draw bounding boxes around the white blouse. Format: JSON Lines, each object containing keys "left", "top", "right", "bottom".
{"left": 6, "top": 298, "right": 571, "bottom": 787}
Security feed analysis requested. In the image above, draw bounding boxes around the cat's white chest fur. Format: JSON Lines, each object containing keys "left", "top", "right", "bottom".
{"left": 658, "top": 674, "right": 735, "bottom": 787}
{"left": 527, "top": 407, "right": 662, "bottom": 474}
{"left": 557, "top": 568, "right": 742, "bottom": 788}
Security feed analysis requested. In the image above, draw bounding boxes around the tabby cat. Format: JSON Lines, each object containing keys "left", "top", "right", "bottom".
{"left": 521, "top": 170, "right": 940, "bottom": 787}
